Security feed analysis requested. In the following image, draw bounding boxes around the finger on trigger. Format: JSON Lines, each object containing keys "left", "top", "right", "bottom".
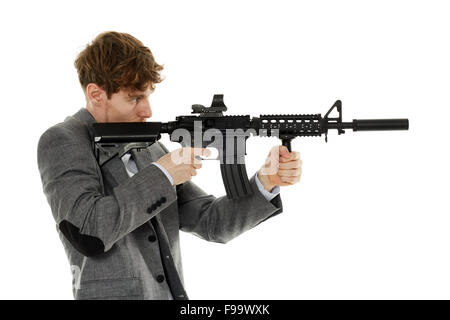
{"left": 202, "top": 148, "right": 211, "bottom": 157}
{"left": 191, "top": 148, "right": 204, "bottom": 163}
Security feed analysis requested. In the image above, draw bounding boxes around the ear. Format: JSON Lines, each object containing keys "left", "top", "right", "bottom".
{"left": 86, "top": 83, "right": 107, "bottom": 107}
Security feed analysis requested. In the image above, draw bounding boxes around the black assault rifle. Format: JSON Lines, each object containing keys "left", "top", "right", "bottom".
{"left": 92, "top": 95, "right": 409, "bottom": 199}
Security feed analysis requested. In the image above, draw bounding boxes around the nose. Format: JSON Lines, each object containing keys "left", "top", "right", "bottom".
{"left": 137, "top": 98, "right": 152, "bottom": 119}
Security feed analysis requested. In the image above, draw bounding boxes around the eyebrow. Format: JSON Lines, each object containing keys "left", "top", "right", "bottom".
{"left": 128, "top": 93, "right": 146, "bottom": 98}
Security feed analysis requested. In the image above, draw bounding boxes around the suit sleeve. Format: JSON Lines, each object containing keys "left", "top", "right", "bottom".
{"left": 176, "top": 174, "right": 283, "bottom": 244}
{"left": 37, "top": 127, "right": 177, "bottom": 257}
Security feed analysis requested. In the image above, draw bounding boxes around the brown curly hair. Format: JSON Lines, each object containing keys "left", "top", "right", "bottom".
{"left": 74, "top": 31, "right": 164, "bottom": 99}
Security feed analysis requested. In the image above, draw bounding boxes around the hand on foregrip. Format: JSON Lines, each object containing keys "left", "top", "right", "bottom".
{"left": 156, "top": 147, "right": 210, "bottom": 185}
{"left": 258, "top": 145, "right": 302, "bottom": 191}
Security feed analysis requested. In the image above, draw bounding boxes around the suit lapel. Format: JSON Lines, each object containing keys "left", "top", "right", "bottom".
{"left": 130, "top": 149, "right": 153, "bottom": 171}
{"left": 101, "top": 156, "right": 130, "bottom": 188}
{"left": 100, "top": 142, "right": 168, "bottom": 193}
{"left": 131, "top": 142, "right": 167, "bottom": 171}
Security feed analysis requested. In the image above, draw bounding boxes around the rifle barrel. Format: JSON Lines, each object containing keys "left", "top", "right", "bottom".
{"left": 328, "top": 119, "right": 409, "bottom": 131}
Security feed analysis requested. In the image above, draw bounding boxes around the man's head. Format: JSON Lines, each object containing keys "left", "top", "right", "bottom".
{"left": 74, "top": 31, "right": 163, "bottom": 122}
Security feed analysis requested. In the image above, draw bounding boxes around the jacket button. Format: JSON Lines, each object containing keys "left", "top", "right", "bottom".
{"left": 148, "top": 235, "right": 156, "bottom": 242}
{"left": 156, "top": 275, "right": 165, "bottom": 283}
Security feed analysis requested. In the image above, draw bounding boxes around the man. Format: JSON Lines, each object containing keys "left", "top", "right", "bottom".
{"left": 37, "top": 31, "right": 302, "bottom": 300}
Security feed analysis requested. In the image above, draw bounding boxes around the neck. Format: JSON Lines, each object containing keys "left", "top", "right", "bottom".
{"left": 86, "top": 105, "right": 107, "bottom": 123}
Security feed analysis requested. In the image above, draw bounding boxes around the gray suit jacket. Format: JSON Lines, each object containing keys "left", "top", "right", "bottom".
{"left": 37, "top": 108, "right": 283, "bottom": 300}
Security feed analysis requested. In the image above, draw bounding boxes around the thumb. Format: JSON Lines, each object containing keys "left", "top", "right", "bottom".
{"left": 279, "top": 145, "right": 290, "bottom": 159}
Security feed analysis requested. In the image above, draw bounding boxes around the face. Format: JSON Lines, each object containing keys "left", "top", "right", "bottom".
{"left": 102, "top": 87, "right": 153, "bottom": 122}
{"left": 86, "top": 83, "right": 154, "bottom": 123}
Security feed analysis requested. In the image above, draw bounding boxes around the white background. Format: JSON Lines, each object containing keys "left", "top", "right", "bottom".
{"left": 0, "top": 0, "right": 448, "bottom": 299}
